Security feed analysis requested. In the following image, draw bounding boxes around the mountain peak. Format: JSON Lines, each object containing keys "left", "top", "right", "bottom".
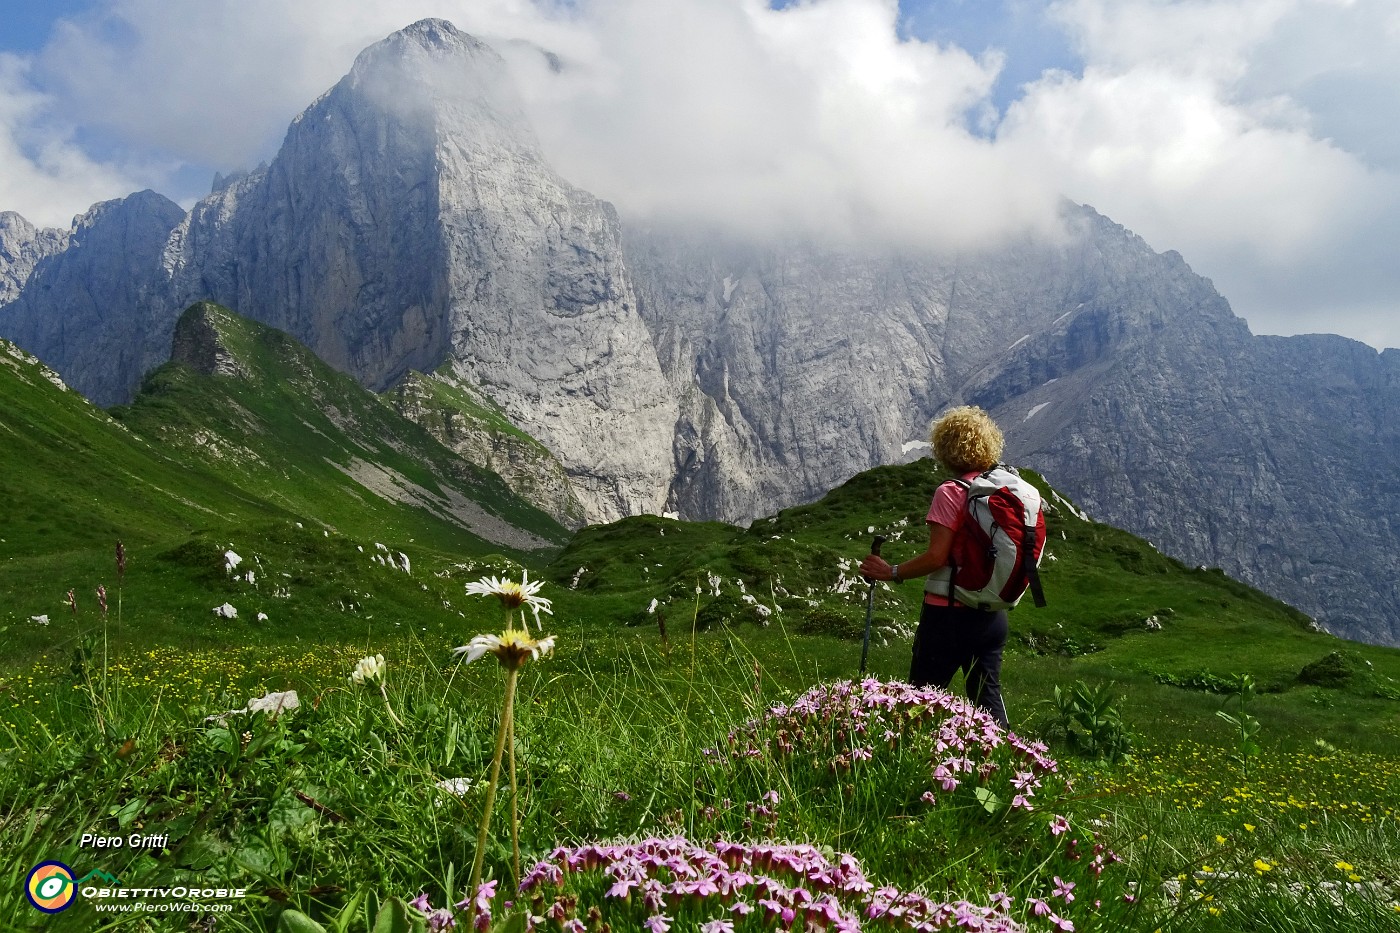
{"left": 352, "top": 18, "right": 499, "bottom": 74}
{"left": 395, "top": 18, "right": 478, "bottom": 50}
{"left": 336, "top": 17, "right": 532, "bottom": 146}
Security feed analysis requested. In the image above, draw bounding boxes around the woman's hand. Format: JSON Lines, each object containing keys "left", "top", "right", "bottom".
{"left": 860, "top": 554, "right": 894, "bottom": 580}
{"left": 858, "top": 523, "right": 955, "bottom": 583}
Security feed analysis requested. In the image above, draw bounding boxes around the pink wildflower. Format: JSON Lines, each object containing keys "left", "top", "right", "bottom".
{"left": 426, "top": 909, "right": 457, "bottom": 932}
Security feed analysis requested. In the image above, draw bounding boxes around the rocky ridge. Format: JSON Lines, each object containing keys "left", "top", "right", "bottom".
{"left": 0, "top": 212, "right": 68, "bottom": 304}
{"left": 386, "top": 370, "right": 588, "bottom": 530}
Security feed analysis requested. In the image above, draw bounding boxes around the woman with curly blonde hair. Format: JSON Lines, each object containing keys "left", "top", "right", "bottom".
{"left": 860, "top": 405, "right": 1012, "bottom": 728}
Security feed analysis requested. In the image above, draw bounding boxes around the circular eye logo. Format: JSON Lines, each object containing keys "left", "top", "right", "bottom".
{"left": 26, "top": 861, "right": 76, "bottom": 913}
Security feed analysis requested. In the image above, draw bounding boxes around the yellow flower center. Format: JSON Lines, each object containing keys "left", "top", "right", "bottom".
{"left": 494, "top": 583, "right": 527, "bottom": 609}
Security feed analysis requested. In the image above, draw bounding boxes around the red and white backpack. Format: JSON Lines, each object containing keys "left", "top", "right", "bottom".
{"left": 925, "top": 465, "right": 1048, "bottom": 611}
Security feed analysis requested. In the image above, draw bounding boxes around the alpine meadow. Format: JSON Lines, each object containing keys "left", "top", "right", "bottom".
{"left": 2, "top": 15, "right": 1400, "bottom": 933}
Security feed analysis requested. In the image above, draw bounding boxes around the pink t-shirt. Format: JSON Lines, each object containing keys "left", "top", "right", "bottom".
{"left": 926, "top": 473, "right": 977, "bottom": 529}
{"left": 923, "top": 472, "right": 978, "bottom": 605}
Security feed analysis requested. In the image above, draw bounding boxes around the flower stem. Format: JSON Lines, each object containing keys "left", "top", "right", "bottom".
{"left": 467, "top": 665, "right": 517, "bottom": 932}
{"left": 508, "top": 706, "right": 520, "bottom": 888}
{"left": 379, "top": 681, "right": 404, "bottom": 728}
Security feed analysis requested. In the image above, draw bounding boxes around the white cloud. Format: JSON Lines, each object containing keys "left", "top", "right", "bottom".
{"left": 510, "top": 0, "right": 1062, "bottom": 248}
{"left": 1000, "top": 0, "right": 1400, "bottom": 345}
{"left": 0, "top": 54, "right": 146, "bottom": 228}
{"left": 3, "top": 0, "right": 1399, "bottom": 346}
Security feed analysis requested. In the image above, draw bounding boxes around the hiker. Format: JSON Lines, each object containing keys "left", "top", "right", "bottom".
{"left": 860, "top": 405, "right": 1013, "bottom": 729}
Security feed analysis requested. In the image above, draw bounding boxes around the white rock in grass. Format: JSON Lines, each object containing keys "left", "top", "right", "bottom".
{"left": 30, "top": 614, "right": 49, "bottom": 625}
{"left": 436, "top": 777, "right": 473, "bottom": 795}
{"left": 246, "top": 690, "right": 299, "bottom": 716}
{"left": 224, "top": 550, "right": 242, "bottom": 572}
{"left": 213, "top": 603, "right": 238, "bottom": 618}
{"left": 398, "top": 552, "right": 411, "bottom": 574}
{"left": 257, "top": 612, "right": 269, "bottom": 621}
{"left": 206, "top": 689, "right": 299, "bottom": 722}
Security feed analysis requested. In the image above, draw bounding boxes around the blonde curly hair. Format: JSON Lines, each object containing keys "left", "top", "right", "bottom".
{"left": 930, "top": 406, "right": 1004, "bottom": 474}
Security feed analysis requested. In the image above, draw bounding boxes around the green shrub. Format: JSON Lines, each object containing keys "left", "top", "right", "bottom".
{"left": 1298, "top": 650, "right": 1363, "bottom": 688}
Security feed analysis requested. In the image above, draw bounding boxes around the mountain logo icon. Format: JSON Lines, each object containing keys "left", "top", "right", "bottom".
{"left": 75, "top": 869, "right": 124, "bottom": 887}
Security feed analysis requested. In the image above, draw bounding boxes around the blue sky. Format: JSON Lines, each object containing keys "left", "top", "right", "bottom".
{"left": 2, "top": 0, "right": 1398, "bottom": 350}
{"left": 899, "top": 0, "right": 1080, "bottom": 117}
{"left": 2, "top": 0, "right": 91, "bottom": 52}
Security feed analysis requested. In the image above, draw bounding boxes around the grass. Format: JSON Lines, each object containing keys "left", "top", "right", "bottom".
{"left": 3, "top": 309, "right": 1400, "bottom": 930}
{"left": 1, "top": 617, "right": 1397, "bottom": 932}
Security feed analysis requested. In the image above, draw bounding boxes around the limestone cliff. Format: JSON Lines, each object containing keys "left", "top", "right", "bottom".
{"left": 160, "top": 19, "right": 676, "bottom": 522}
{"left": 0, "top": 212, "right": 68, "bottom": 305}
{"left": 0, "top": 192, "right": 185, "bottom": 405}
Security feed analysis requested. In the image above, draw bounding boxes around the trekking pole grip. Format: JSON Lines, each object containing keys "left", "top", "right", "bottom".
{"left": 863, "top": 535, "right": 886, "bottom": 582}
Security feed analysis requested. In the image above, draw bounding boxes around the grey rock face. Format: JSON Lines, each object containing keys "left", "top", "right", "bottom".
{"left": 0, "top": 192, "right": 185, "bottom": 405}
{"left": 624, "top": 208, "right": 1207, "bottom": 524}
{"left": 161, "top": 18, "right": 676, "bottom": 523}
{"left": 0, "top": 212, "right": 68, "bottom": 305}
{"left": 940, "top": 208, "right": 1400, "bottom": 645}
{"left": 998, "top": 323, "right": 1400, "bottom": 646}
{"left": 625, "top": 207, "right": 1400, "bottom": 646}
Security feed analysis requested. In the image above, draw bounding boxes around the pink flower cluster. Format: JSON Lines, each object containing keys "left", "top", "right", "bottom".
{"left": 715, "top": 679, "right": 1062, "bottom": 812}
{"left": 409, "top": 879, "right": 498, "bottom": 932}
{"left": 516, "top": 835, "right": 1025, "bottom": 932}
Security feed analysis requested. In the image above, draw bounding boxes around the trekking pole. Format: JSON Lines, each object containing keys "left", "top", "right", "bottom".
{"left": 859, "top": 535, "right": 886, "bottom": 676}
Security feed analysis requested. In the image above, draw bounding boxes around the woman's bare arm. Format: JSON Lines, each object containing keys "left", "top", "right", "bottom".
{"left": 859, "top": 523, "right": 953, "bottom": 582}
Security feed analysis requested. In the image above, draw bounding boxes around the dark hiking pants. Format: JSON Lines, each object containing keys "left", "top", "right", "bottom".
{"left": 909, "top": 602, "right": 1010, "bottom": 730}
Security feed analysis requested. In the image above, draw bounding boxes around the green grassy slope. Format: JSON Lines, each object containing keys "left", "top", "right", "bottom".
{"left": 0, "top": 305, "right": 568, "bottom": 659}
{"left": 546, "top": 457, "right": 1400, "bottom": 752}
{"left": 112, "top": 303, "right": 566, "bottom": 553}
